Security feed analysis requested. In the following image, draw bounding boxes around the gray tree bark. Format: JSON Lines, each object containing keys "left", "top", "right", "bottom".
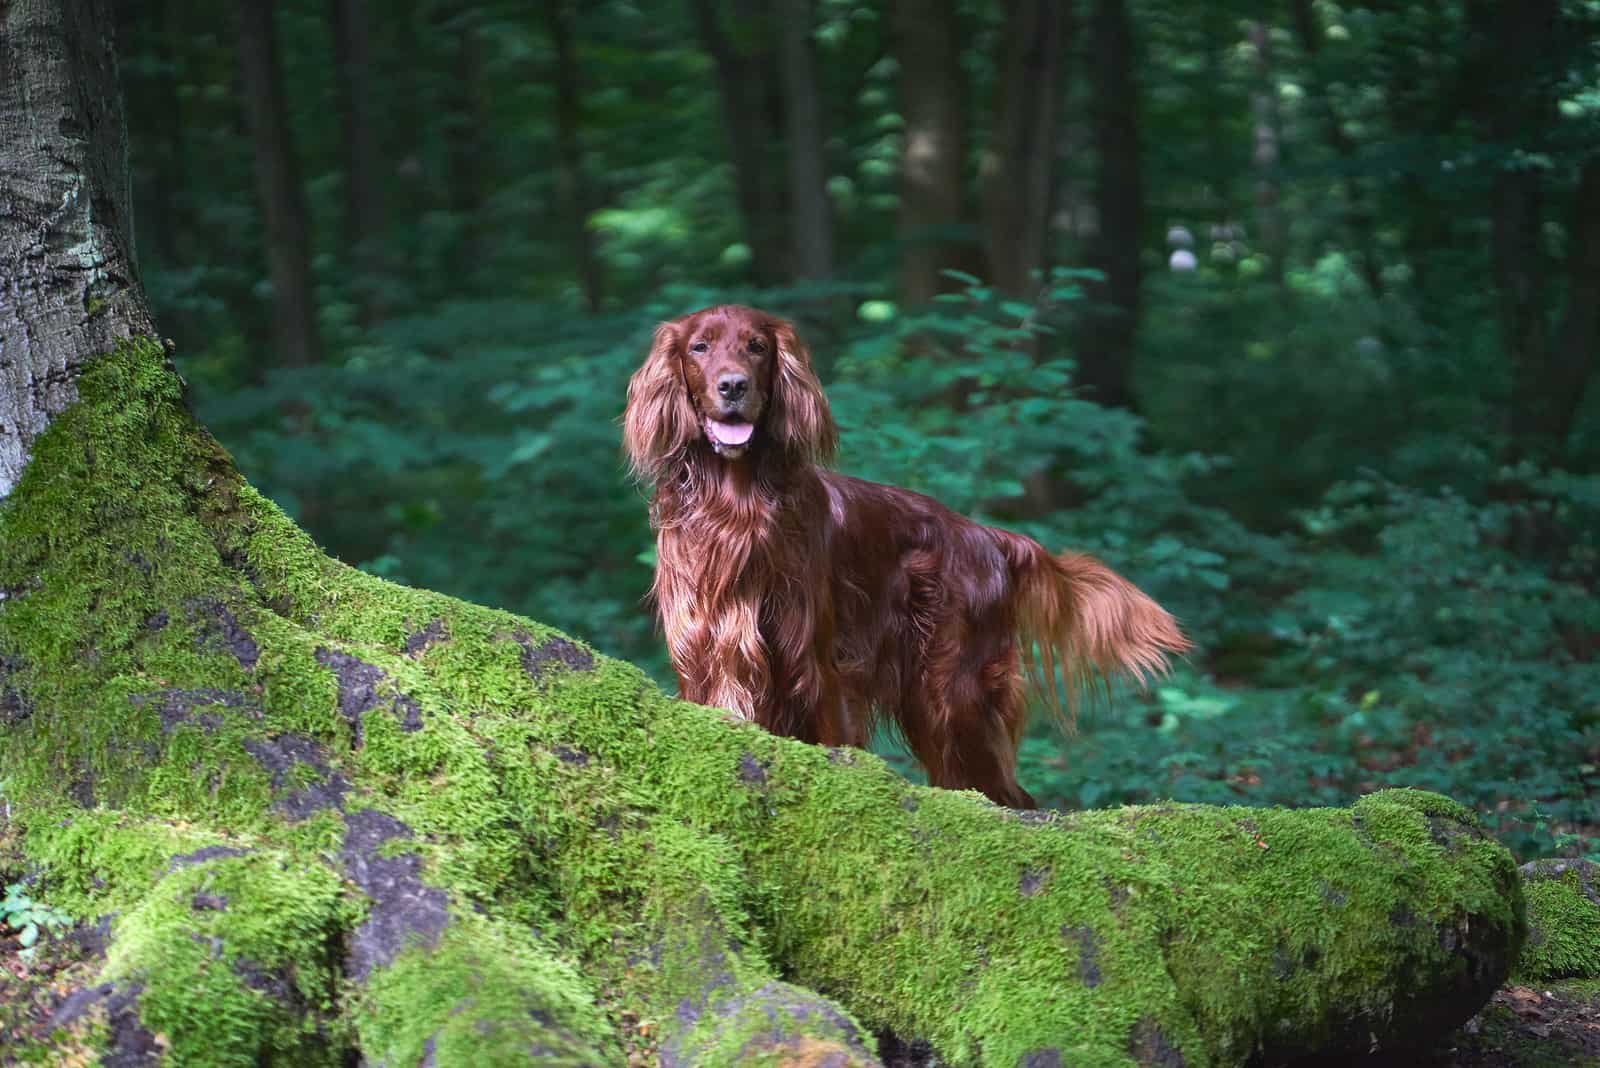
{"left": 0, "top": 0, "right": 153, "bottom": 498}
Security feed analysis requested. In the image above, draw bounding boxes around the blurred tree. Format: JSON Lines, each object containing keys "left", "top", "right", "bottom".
{"left": 693, "top": 0, "right": 789, "bottom": 283}
{"left": 891, "top": 0, "right": 971, "bottom": 306}
{"left": 980, "top": 0, "right": 1071, "bottom": 299}
{"left": 329, "top": 0, "right": 385, "bottom": 324}
{"left": 548, "top": 0, "right": 607, "bottom": 311}
{"left": 1078, "top": 0, "right": 1142, "bottom": 408}
{"left": 776, "top": 0, "right": 835, "bottom": 280}
{"left": 441, "top": 3, "right": 490, "bottom": 285}
{"left": 235, "top": 0, "right": 322, "bottom": 367}
{"left": 1463, "top": 0, "right": 1598, "bottom": 453}
{"left": 1247, "top": 21, "right": 1286, "bottom": 288}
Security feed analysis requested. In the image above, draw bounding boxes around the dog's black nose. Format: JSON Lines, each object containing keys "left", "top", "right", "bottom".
{"left": 717, "top": 374, "right": 749, "bottom": 401}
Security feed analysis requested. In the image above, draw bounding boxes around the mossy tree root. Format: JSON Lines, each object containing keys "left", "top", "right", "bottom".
{"left": 0, "top": 342, "right": 1527, "bottom": 1066}
{"left": 1515, "top": 859, "right": 1600, "bottom": 983}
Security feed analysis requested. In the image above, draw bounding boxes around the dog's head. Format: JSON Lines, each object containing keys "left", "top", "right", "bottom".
{"left": 623, "top": 304, "right": 837, "bottom": 478}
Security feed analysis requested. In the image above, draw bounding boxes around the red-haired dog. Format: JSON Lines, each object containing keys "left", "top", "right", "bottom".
{"left": 624, "top": 304, "right": 1189, "bottom": 807}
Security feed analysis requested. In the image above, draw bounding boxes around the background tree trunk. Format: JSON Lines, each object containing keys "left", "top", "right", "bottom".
{"left": 329, "top": 0, "right": 386, "bottom": 325}
{"left": 1248, "top": 21, "right": 1287, "bottom": 288}
{"left": 441, "top": 5, "right": 490, "bottom": 287}
{"left": 692, "top": 0, "right": 789, "bottom": 285}
{"left": 981, "top": 0, "right": 1070, "bottom": 298}
{"left": 1077, "top": 0, "right": 1142, "bottom": 409}
{"left": 775, "top": 0, "right": 834, "bottom": 281}
{"left": 1547, "top": 158, "right": 1600, "bottom": 446}
{"left": 234, "top": 0, "right": 323, "bottom": 368}
{"left": 891, "top": 0, "right": 971, "bottom": 306}
{"left": 1465, "top": 0, "right": 1576, "bottom": 452}
{"left": 548, "top": 0, "right": 607, "bottom": 312}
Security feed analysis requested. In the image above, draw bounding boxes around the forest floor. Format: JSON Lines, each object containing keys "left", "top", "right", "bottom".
{"left": 3, "top": 913, "right": 1597, "bottom": 1066}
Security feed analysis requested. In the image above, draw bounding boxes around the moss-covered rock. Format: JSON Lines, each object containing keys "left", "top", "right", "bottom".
{"left": 0, "top": 341, "right": 1528, "bottom": 1066}
{"left": 1517, "top": 859, "right": 1600, "bottom": 983}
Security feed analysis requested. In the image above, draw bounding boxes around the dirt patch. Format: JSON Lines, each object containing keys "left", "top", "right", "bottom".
{"left": 513, "top": 632, "right": 595, "bottom": 680}
{"left": 240, "top": 733, "right": 350, "bottom": 819}
{"left": 187, "top": 598, "right": 259, "bottom": 670}
{"left": 1428, "top": 986, "right": 1600, "bottom": 1067}
{"left": 340, "top": 808, "right": 449, "bottom": 982}
{"left": 164, "top": 845, "right": 251, "bottom": 874}
{"left": 403, "top": 619, "right": 448, "bottom": 657}
{"left": 131, "top": 687, "right": 255, "bottom": 734}
{"left": 314, "top": 647, "right": 424, "bottom": 741}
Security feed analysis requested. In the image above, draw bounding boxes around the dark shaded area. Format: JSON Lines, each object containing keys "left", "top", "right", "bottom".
{"left": 0, "top": 653, "right": 30, "bottom": 725}
{"left": 50, "top": 983, "right": 162, "bottom": 1068}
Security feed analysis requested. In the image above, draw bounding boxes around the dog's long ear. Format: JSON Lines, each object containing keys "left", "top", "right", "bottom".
{"left": 623, "top": 321, "right": 698, "bottom": 481}
{"left": 769, "top": 319, "right": 837, "bottom": 465}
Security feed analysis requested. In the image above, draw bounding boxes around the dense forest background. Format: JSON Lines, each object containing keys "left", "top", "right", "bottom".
{"left": 116, "top": 0, "right": 1598, "bottom": 860}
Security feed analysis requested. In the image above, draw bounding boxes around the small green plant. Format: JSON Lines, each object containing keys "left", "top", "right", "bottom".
{"left": 2, "top": 880, "right": 71, "bottom": 960}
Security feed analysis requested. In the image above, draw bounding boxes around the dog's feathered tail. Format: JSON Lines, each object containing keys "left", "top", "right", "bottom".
{"left": 1003, "top": 533, "right": 1192, "bottom": 731}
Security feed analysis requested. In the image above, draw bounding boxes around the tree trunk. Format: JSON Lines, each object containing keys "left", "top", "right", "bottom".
{"left": 329, "top": 0, "right": 386, "bottom": 325}
{"left": 1077, "top": 0, "right": 1143, "bottom": 409}
{"left": 1464, "top": 0, "right": 1580, "bottom": 452}
{"left": 0, "top": 4, "right": 1527, "bottom": 1064}
{"left": 1248, "top": 21, "right": 1287, "bottom": 287}
{"left": 891, "top": 0, "right": 972, "bottom": 306}
{"left": 775, "top": 0, "right": 834, "bottom": 281}
{"left": 981, "top": 0, "right": 1070, "bottom": 298}
{"left": 548, "top": 0, "right": 607, "bottom": 312}
{"left": 1545, "top": 158, "right": 1600, "bottom": 446}
{"left": 441, "top": 7, "right": 490, "bottom": 287}
{"left": 692, "top": 0, "right": 790, "bottom": 285}
{"left": 0, "top": 0, "right": 153, "bottom": 497}
{"left": 234, "top": 0, "right": 323, "bottom": 368}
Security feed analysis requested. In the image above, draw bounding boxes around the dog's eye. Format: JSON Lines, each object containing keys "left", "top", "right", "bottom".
{"left": 747, "top": 338, "right": 766, "bottom": 354}
{"left": 689, "top": 341, "right": 709, "bottom": 355}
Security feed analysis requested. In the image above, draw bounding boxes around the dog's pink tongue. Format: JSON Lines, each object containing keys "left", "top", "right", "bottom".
{"left": 709, "top": 420, "right": 754, "bottom": 446}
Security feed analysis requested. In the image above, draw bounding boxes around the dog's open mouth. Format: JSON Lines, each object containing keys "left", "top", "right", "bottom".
{"left": 705, "top": 417, "right": 755, "bottom": 455}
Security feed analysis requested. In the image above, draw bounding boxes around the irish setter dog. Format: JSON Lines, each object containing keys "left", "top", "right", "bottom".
{"left": 624, "top": 304, "right": 1189, "bottom": 808}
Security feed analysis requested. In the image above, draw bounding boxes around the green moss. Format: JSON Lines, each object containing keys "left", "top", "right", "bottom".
{"left": 1516, "top": 860, "right": 1600, "bottom": 982}
{"left": 105, "top": 851, "right": 354, "bottom": 1066}
{"left": 353, "top": 911, "right": 614, "bottom": 1066}
{"left": 0, "top": 340, "right": 1529, "bottom": 1066}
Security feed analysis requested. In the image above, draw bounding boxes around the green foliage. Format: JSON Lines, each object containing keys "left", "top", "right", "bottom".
{"left": 113, "top": 0, "right": 1600, "bottom": 872}
{"left": 1, "top": 880, "right": 70, "bottom": 961}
